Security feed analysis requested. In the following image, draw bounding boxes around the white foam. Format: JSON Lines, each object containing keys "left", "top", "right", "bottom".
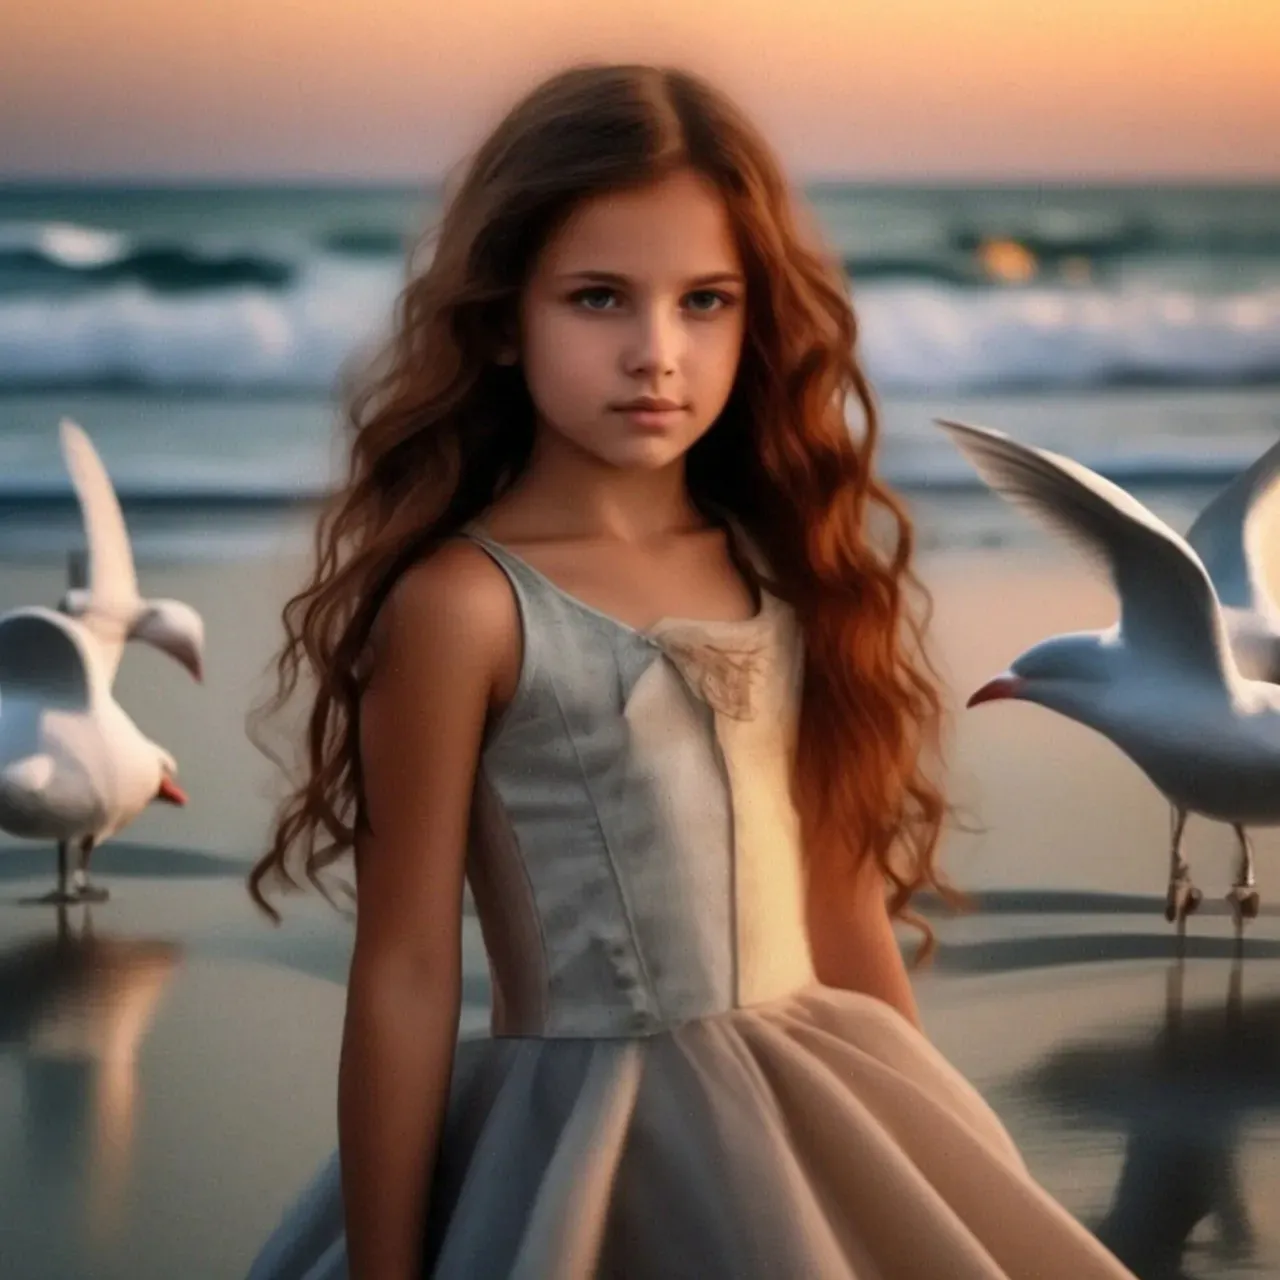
{"left": 1, "top": 260, "right": 1279, "bottom": 394}
{"left": 0, "top": 259, "right": 392, "bottom": 392}
{"left": 856, "top": 282, "right": 1280, "bottom": 391}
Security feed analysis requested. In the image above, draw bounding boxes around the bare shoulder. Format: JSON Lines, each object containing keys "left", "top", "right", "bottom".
{"left": 369, "top": 537, "right": 517, "bottom": 670}
{"left": 364, "top": 537, "right": 522, "bottom": 715}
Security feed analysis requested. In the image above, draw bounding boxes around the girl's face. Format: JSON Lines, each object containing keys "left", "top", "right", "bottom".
{"left": 515, "top": 169, "right": 747, "bottom": 473}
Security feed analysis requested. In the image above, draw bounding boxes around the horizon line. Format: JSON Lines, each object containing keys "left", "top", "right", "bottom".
{"left": 4, "top": 171, "right": 1280, "bottom": 191}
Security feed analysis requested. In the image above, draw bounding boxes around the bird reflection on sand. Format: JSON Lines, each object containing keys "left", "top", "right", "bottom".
{"left": 0, "top": 901, "right": 183, "bottom": 1250}
{"left": 1021, "top": 940, "right": 1280, "bottom": 1279}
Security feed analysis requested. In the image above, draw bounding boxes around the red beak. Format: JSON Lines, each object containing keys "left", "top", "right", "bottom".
{"left": 966, "top": 674, "right": 1026, "bottom": 708}
{"left": 157, "top": 776, "right": 188, "bottom": 806}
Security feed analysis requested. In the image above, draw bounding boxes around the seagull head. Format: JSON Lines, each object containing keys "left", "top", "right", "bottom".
{"left": 154, "top": 748, "right": 187, "bottom": 806}
{"left": 968, "top": 631, "right": 1119, "bottom": 719}
{"left": 131, "top": 599, "right": 205, "bottom": 683}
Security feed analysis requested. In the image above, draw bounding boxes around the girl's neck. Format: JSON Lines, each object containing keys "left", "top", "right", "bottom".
{"left": 489, "top": 456, "right": 709, "bottom": 545}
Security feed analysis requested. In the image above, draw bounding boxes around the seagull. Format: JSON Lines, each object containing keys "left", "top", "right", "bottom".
{"left": 54, "top": 418, "right": 204, "bottom": 685}
{"left": 1155, "top": 436, "right": 1280, "bottom": 918}
{"left": 0, "top": 605, "right": 187, "bottom": 903}
{"left": 937, "top": 418, "right": 1280, "bottom": 932}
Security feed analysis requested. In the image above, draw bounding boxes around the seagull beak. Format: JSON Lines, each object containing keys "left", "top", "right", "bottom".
{"left": 967, "top": 673, "right": 1026, "bottom": 708}
{"left": 156, "top": 776, "right": 188, "bottom": 806}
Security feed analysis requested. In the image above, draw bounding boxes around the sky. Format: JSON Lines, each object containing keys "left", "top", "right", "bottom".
{"left": 5, "top": 0, "right": 1279, "bottom": 182}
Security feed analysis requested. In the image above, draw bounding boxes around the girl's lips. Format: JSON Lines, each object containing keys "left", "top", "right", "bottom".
{"left": 614, "top": 405, "right": 689, "bottom": 431}
{"left": 614, "top": 398, "right": 684, "bottom": 411}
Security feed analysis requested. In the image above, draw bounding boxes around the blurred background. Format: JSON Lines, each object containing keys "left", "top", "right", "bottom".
{"left": 2, "top": 3, "right": 1278, "bottom": 1277}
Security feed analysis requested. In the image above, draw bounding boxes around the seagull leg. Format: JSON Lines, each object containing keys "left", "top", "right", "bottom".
{"left": 22, "top": 840, "right": 82, "bottom": 905}
{"left": 1164, "top": 805, "right": 1200, "bottom": 925}
{"left": 1226, "top": 824, "right": 1260, "bottom": 932}
{"left": 71, "top": 836, "right": 109, "bottom": 903}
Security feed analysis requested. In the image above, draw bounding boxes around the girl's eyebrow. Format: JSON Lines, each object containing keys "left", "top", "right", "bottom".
{"left": 558, "top": 270, "right": 745, "bottom": 287}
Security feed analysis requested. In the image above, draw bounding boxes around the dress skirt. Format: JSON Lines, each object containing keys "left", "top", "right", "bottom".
{"left": 246, "top": 984, "right": 1134, "bottom": 1279}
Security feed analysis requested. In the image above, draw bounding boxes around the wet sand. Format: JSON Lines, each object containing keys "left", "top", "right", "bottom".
{"left": 2, "top": 545, "right": 1279, "bottom": 1279}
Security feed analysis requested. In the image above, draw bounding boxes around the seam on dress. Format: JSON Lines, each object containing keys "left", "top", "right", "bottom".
{"left": 470, "top": 766, "right": 552, "bottom": 1033}
{"left": 544, "top": 632, "right": 664, "bottom": 1026}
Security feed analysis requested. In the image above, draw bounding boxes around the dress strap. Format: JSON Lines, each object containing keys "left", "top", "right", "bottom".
{"left": 457, "top": 523, "right": 540, "bottom": 586}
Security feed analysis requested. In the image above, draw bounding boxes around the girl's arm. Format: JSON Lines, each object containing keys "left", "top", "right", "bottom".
{"left": 339, "top": 545, "right": 512, "bottom": 1280}
{"left": 806, "top": 854, "right": 923, "bottom": 1029}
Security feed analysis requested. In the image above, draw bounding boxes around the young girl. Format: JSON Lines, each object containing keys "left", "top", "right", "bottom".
{"left": 243, "top": 63, "right": 1136, "bottom": 1280}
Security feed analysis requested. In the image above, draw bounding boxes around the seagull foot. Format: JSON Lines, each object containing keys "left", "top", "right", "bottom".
{"left": 20, "top": 888, "right": 84, "bottom": 906}
{"left": 1164, "top": 879, "right": 1202, "bottom": 924}
{"left": 1227, "top": 884, "right": 1260, "bottom": 927}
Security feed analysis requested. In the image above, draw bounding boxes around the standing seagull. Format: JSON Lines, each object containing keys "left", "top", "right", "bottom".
{"left": 0, "top": 606, "right": 187, "bottom": 902}
{"left": 937, "top": 418, "right": 1280, "bottom": 931}
{"left": 55, "top": 418, "right": 204, "bottom": 685}
{"left": 1157, "top": 436, "right": 1280, "bottom": 919}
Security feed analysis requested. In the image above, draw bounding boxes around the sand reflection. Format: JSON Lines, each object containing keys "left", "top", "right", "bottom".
{"left": 0, "top": 903, "right": 183, "bottom": 1250}
{"left": 1023, "top": 941, "right": 1280, "bottom": 1279}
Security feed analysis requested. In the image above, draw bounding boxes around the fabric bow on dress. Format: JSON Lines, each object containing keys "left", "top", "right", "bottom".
{"left": 650, "top": 632, "right": 768, "bottom": 722}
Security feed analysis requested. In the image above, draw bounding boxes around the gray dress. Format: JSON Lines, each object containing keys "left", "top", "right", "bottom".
{"left": 246, "top": 525, "right": 1136, "bottom": 1280}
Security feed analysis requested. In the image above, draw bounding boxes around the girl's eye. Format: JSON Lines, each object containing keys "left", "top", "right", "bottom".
{"left": 571, "top": 287, "right": 618, "bottom": 311}
{"left": 568, "top": 286, "right": 737, "bottom": 315}
{"left": 685, "top": 290, "right": 735, "bottom": 314}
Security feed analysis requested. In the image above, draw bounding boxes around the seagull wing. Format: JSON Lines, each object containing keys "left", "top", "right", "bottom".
{"left": 1185, "top": 435, "right": 1280, "bottom": 618}
{"left": 0, "top": 608, "right": 95, "bottom": 710}
{"left": 58, "top": 418, "right": 139, "bottom": 682}
{"left": 937, "top": 419, "right": 1232, "bottom": 682}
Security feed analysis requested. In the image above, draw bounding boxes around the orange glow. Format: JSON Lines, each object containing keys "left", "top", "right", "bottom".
{"left": 976, "top": 239, "right": 1039, "bottom": 284}
{"left": 5, "top": 0, "right": 1279, "bottom": 178}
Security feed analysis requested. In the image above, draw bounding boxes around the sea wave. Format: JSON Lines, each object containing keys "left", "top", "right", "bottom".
{"left": 1, "top": 267, "right": 1277, "bottom": 395}
{"left": 855, "top": 283, "right": 1280, "bottom": 392}
{"left": 7, "top": 206, "right": 1280, "bottom": 297}
{"left": 0, "top": 258, "right": 391, "bottom": 394}
{"left": 0, "top": 222, "right": 300, "bottom": 294}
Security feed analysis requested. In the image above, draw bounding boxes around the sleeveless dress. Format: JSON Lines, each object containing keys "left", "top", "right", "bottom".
{"left": 246, "top": 523, "right": 1136, "bottom": 1280}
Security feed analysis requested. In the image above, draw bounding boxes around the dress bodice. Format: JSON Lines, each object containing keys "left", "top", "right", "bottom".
{"left": 460, "top": 524, "right": 816, "bottom": 1038}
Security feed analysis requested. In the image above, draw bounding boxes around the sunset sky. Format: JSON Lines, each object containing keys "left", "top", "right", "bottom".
{"left": 6, "top": 0, "right": 1278, "bottom": 181}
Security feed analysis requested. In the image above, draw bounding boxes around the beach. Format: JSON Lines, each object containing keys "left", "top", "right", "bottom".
{"left": 1, "top": 175, "right": 1278, "bottom": 1277}
{"left": 2, "top": 532, "right": 1279, "bottom": 1279}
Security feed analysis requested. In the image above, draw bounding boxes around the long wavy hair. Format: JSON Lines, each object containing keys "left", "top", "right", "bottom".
{"left": 246, "top": 62, "right": 961, "bottom": 955}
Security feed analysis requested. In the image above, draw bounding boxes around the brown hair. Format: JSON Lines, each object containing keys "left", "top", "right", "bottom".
{"left": 246, "top": 63, "right": 959, "bottom": 955}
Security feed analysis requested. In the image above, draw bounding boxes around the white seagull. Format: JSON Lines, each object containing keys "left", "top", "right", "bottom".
{"left": 938, "top": 418, "right": 1280, "bottom": 931}
{"left": 54, "top": 418, "right": 204, "bottom": 685}
{"left": 1156, "top": 435, "right": 1280, "bottom": 916}
{"left": 0, "top": 606, "right": 187, "bottom": 903}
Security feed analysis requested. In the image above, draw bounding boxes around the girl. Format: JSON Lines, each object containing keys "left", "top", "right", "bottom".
{"left": 243, "top": 64, "right": 1136, "bottom": 1280}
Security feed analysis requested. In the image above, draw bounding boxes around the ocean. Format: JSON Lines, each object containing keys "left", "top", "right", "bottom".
{"left": 1, "top": 182, "right": 1278, "bottom": 557}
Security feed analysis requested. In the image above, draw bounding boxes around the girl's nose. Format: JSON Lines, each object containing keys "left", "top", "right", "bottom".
{"left": 623, "top": 306, "right": 681, "bottom": 377}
